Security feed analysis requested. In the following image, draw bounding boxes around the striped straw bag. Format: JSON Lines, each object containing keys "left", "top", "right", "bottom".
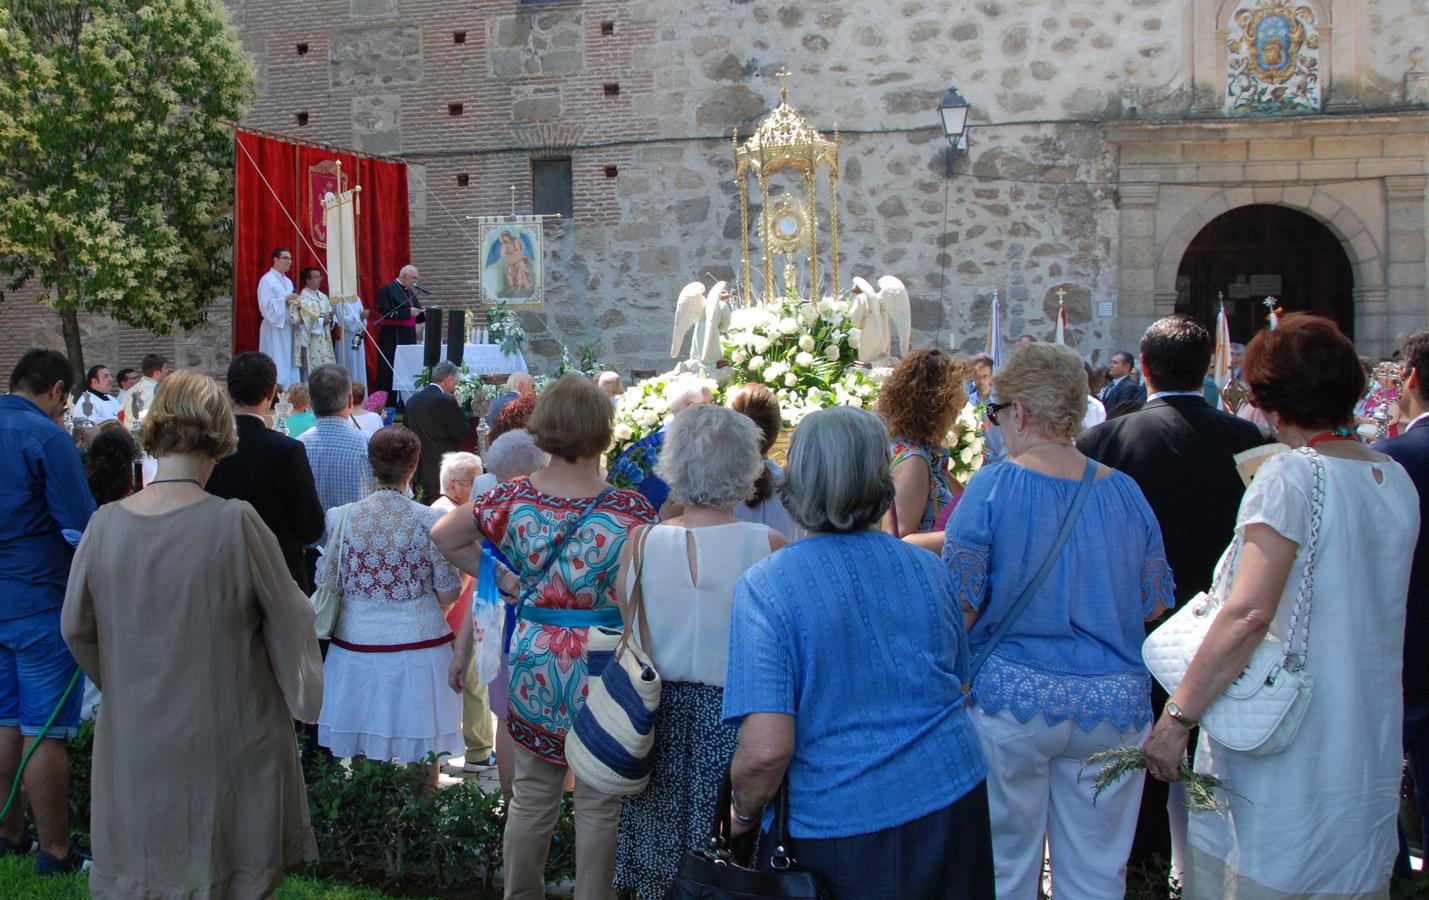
{"left": 566, "top": 525, "right": 663, "bottom": 796}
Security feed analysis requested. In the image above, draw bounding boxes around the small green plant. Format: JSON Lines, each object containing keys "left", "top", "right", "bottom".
{"left": 1079, "top": 746, "right": 1236, "bottom": 815}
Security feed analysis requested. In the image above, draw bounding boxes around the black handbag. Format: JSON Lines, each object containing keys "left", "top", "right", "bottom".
{"left": 664, "top": 770, "right": 829, "bottom": 900}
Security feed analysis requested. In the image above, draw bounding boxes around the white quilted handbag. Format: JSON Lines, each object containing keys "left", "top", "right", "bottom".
{"left": 1143, "top": 447, "right": 1324, "bottom": 757}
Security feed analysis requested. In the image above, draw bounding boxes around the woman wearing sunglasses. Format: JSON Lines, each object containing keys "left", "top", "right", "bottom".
{"left": 942, "top": 342, "right": 1172, "bottom": 899}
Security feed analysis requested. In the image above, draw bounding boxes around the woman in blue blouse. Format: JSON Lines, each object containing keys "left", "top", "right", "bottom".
{"left": 943, "top": 342, "right": 1173, "bottom": 900}
{"left": 724, "top": 406, "right": 993, "bottom": 898}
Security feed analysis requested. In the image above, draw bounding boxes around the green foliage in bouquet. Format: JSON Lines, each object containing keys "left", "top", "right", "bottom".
{"left": 485, "top": 301, "right": 526, "bottom": 357}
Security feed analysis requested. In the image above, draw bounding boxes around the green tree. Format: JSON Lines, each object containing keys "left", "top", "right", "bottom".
{"left": 0, "top": 0, "right": 253, "bottom": 382}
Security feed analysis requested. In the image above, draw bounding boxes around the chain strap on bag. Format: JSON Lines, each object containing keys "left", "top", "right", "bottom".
{"left": 565, "top": 523, "right": 663, "bottom": 796}
{"left": 1142, "top": 446, "right": 1325, "bottom": 756}
{"left": 308, "top": 503, "right": 353, "bottom": 639}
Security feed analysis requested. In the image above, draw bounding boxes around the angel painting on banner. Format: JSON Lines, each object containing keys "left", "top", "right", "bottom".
{"left": 479, "top": 223, "right": 543, "bottom": 304}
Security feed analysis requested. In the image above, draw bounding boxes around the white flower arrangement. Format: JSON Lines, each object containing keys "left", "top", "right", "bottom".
{"left": 946, "top": 400, "right": 988, "bottom": 484}
{"left": 605, "top": 293, "right": 886, "bottom": 462}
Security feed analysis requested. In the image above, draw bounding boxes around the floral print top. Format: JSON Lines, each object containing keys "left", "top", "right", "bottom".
{"left": 473, "top": 478, "right": 657, "bottom": 764}
{"left": 890, "top": 438, "right": 956, "bottom": 534}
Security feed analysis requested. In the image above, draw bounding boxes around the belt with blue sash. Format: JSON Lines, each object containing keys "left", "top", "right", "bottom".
{"left": 518, "top": 605, "right": 623, "bottom": 628}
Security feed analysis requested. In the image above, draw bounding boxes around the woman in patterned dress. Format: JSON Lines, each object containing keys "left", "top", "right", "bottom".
{"left": 433, "top": 375, "right": 656, "bottom": 900}
{"left": 612, "top": 404, "right": 785, "bottom": 899}
{"left": 878, "top": 348, "right": 969, "bottom": 550}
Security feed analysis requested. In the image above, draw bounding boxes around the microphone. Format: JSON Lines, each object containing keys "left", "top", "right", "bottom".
{"left": 413, "top": 285, "right": 433, "bottom": 295}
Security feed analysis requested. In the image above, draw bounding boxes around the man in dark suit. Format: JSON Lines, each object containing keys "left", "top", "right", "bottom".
{"left": 403, "top": 360, "right": 469, "bottom": 504}
{"left": 206, "top": 352, "right": 325, "bottom": 592}
{"left": 374, "top": 264, "right": 424, "bottom": 394}
{"left": 1078, "top": 315, "right": 1266, "bottom": 873}
{"left": 1375, "top": 330, "right": 1429, "bottom": 877}
{"left": 1100, "top": 350, "right": 1147, "bottom": 412}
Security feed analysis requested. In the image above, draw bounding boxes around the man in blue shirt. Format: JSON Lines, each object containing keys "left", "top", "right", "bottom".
{"left": 297, "top": 365, "right": 373, "bottom": 580}
{"left": 0, "top": 349, "right": 95, "bottom": 874}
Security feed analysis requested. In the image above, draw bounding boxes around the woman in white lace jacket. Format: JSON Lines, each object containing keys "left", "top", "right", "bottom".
{"left": 316, "top": 425, "right": 463, "bottom": 783}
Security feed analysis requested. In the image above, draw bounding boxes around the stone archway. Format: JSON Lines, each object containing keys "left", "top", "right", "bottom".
{"left": 1175, "top": 204, "right": 1354, "bottom": 341}
{"left": 1152, "top": 187, "right": 1385, "bottom": 345}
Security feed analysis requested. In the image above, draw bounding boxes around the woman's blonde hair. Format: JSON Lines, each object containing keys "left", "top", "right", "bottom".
{"left": 139, "top": 369, "right": 238, "bottom": 460}
{"left": 286, "top": 383, "right": 310, "bottom": 412}
{"left": 993, "top": 342, "right": 1088, "bottom": 438}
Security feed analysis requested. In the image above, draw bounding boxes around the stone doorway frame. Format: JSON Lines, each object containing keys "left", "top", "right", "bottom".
{"left": 1106, "top": 116, "right": 1427, "bottom": 357}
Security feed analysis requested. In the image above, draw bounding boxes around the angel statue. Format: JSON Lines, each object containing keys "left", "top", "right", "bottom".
{"left": 850, "top": 275, "right": 911, "bottom": 363}
{"left": 671, "top": 280, "right": 731, "bottom": 375}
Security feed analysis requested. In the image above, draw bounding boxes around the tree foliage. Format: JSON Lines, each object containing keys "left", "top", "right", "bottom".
{"left": 0, "top": 0, "right": 253, "bottom": 376}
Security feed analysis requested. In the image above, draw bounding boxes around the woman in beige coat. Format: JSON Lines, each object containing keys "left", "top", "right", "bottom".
{"left": 62, "top": 370, "right": 324, "bottom": 899}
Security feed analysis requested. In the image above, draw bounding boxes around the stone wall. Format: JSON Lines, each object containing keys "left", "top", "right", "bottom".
{"left": 3, "top": 0, "right": 1426, "bottom": 380}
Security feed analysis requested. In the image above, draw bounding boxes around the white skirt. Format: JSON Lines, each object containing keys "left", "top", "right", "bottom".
{"left": 318, "top": 643, "right": 463, "bottom": 764}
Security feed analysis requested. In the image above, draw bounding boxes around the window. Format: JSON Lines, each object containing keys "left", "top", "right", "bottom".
{"left": 603, "top": 83, "right": 620, "bottom": 96}
{"left": 531, "top": 158, "right": 573, "bottom": 219}
{"left": 453, "top": 31, "right": 467, "bottom": 44}
{"left": 448, "top": 101, "right": 464, "bottom": 116}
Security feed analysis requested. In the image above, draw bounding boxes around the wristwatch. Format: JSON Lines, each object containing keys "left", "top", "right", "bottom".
{"left": 1165, "top": 700, "right": 1200, "bottom": 730}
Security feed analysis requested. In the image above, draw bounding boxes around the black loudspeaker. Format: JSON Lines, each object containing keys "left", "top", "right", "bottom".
{"left": 446, "top": 308, "right": 466, "bottom": 367}
{"left": 423, "top": 306, "right": 443, "bottom": 368}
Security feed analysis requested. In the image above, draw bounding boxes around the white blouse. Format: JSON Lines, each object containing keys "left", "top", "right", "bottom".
{"left": 626, "top": 522, "right": 773, "bottom": 686}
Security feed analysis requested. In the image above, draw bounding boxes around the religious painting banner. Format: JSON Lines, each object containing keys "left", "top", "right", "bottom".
{"left": 233, "top": 128, "right": 411, "bottom": 384}
{"left": 477, "top": 217, "right": 544, "bottom": 306}
{"left": 308, "top": 159, "right": 349, "bottom": 249}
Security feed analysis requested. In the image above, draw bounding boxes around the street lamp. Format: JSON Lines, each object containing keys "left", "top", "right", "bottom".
{"left": 938, "top": 86, "right": 970, "bottom": 176}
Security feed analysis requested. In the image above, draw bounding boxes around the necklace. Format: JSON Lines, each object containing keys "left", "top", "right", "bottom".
{"left": 1306, "top": 431, "right": 1358, "bottom": 449}
{"left": 149, "top": 478, "right": 201, "bottom": 487}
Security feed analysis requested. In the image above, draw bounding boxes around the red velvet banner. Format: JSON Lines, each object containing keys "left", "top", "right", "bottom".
{"left": 232, "top": 128, "right": 411, "bottom": 384}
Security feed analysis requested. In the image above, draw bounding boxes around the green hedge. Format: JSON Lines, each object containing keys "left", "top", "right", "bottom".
{"left": 60, "top": 724, "right": 575, "bottom": 896}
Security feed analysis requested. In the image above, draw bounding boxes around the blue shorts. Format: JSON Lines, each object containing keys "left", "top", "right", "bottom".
{"left": 0, "top": 608, "right": 82, "bottom": 739}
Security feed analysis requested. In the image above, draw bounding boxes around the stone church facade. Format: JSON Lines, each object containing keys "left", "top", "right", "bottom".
{"left": 1, "top": 0, "right": 1426, "bottom": 377}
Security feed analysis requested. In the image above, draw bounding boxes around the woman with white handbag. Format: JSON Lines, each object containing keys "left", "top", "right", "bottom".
{"left": 1144, "top": 314, "right": 1418, "bottom": 899}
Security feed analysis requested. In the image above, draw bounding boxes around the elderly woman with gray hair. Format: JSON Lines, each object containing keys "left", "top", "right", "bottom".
{"left": 432, "top": 451, "right": 484, "bottom": 512}
{"left": 612, "top": 404, "right": 786, "bottom": 899}
{"left": 943, "top": 341, "right": 1172, "bottom": 899}
{"left": 723, "top": 406, "right": 992, "bottom": 898}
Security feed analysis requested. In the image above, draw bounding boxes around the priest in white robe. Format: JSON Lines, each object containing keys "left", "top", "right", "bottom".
{"left": 258, "top": 248, "right": 300, "bottom": 387}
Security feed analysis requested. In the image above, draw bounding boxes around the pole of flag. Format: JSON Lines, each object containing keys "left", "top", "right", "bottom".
{"left": 1054, "top": 287, "right": 1067, "bottom": 346}
{"left": 987, "top": 290, "right": 1002, "bottom": 368}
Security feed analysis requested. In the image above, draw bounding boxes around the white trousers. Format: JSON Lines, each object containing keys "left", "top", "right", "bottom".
{"left": 973, "top": 705, "right": 1149, "bottom": 900}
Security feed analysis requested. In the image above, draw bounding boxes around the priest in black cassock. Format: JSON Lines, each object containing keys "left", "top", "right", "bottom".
{"left": 374, "top": 264, "right": 424, "bottom": 394}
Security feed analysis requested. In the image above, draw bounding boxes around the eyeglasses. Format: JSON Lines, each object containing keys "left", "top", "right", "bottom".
{"left": 986, "top": 401, "right": 1009, "bottom": 426}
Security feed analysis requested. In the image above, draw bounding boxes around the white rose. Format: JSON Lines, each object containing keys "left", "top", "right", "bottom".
{"left": 763, "top": 365, "right": 781, "bottom": 382}
{"left": 817, "top": 299, "right": 835, "bottom": 317}
{"left": 778, "top": 317, "right": 800, "bottom": 335}
{"left": 784, "top": 372, "right": 798, "bottom": 387}
{"left": 751, "top": 335, "right": 771, "bottom": 354}
{"left": 960, "top": 446, "right": 975, "bottom": 465}
{"left": 795, "top": 351, "right": 815, "bottom": 367}
{"left": 748, "top": 355, "right": 765, "bottom": 372}
{"left": 731, "top": 348, "right": 747, "bottom": 365}
{"left": 798, "top": 334, "right": 816, "bottom": 353}
{"left": 847, "top": 328, "right": 862, "bottom": 349}
{"left": 613, "top": 423, "right": 634, "bottom": 441}
{"left": 848, "top": 396, "right": 864, "bottom": 408}
{"left": 800, "top": 304, "right": 819, "bottom": 325}
{"left": 637, "top": 411, "right": 659, "bottom": 428}
{"left": 824, "top": 344, "right": 841, "bottom": 362}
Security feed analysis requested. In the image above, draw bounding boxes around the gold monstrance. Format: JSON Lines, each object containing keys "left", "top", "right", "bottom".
{"left": 734, "top": 74, "right": 841, "bottom": 305}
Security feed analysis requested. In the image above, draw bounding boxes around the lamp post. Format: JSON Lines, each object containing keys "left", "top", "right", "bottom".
{"left": 938, "top": 86, "right": 970, "bottom": 177}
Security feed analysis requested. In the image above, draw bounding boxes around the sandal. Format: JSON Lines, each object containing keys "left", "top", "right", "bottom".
{"left": 0, "top": 831, "right": 36, "bottom": 857}
{"left": 36, "top": 842, "right": 90, "bottom": 876}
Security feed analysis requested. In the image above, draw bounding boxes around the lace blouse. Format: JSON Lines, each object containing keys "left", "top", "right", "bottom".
{"left": 318, "top": 490, "right": 461, "bottom": 646}
{"left": 942, "top": 461, "right": 1175, "bottom": 731}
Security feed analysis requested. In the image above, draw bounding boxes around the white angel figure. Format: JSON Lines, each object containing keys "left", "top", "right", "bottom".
{"left": 849, "top": 275, "right": 912, "bottom": 362}
{"left": 670, "top": 280, "right": 731, "bottom": 374}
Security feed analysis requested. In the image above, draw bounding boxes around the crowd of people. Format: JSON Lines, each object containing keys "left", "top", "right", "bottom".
{"left": 1, "top": 308, "right": 1426, "bottom": 899}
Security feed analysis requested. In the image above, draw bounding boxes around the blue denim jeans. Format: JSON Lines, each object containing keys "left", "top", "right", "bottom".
{"left": 0, "top": 608, "right": 83, "bottom": 739}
